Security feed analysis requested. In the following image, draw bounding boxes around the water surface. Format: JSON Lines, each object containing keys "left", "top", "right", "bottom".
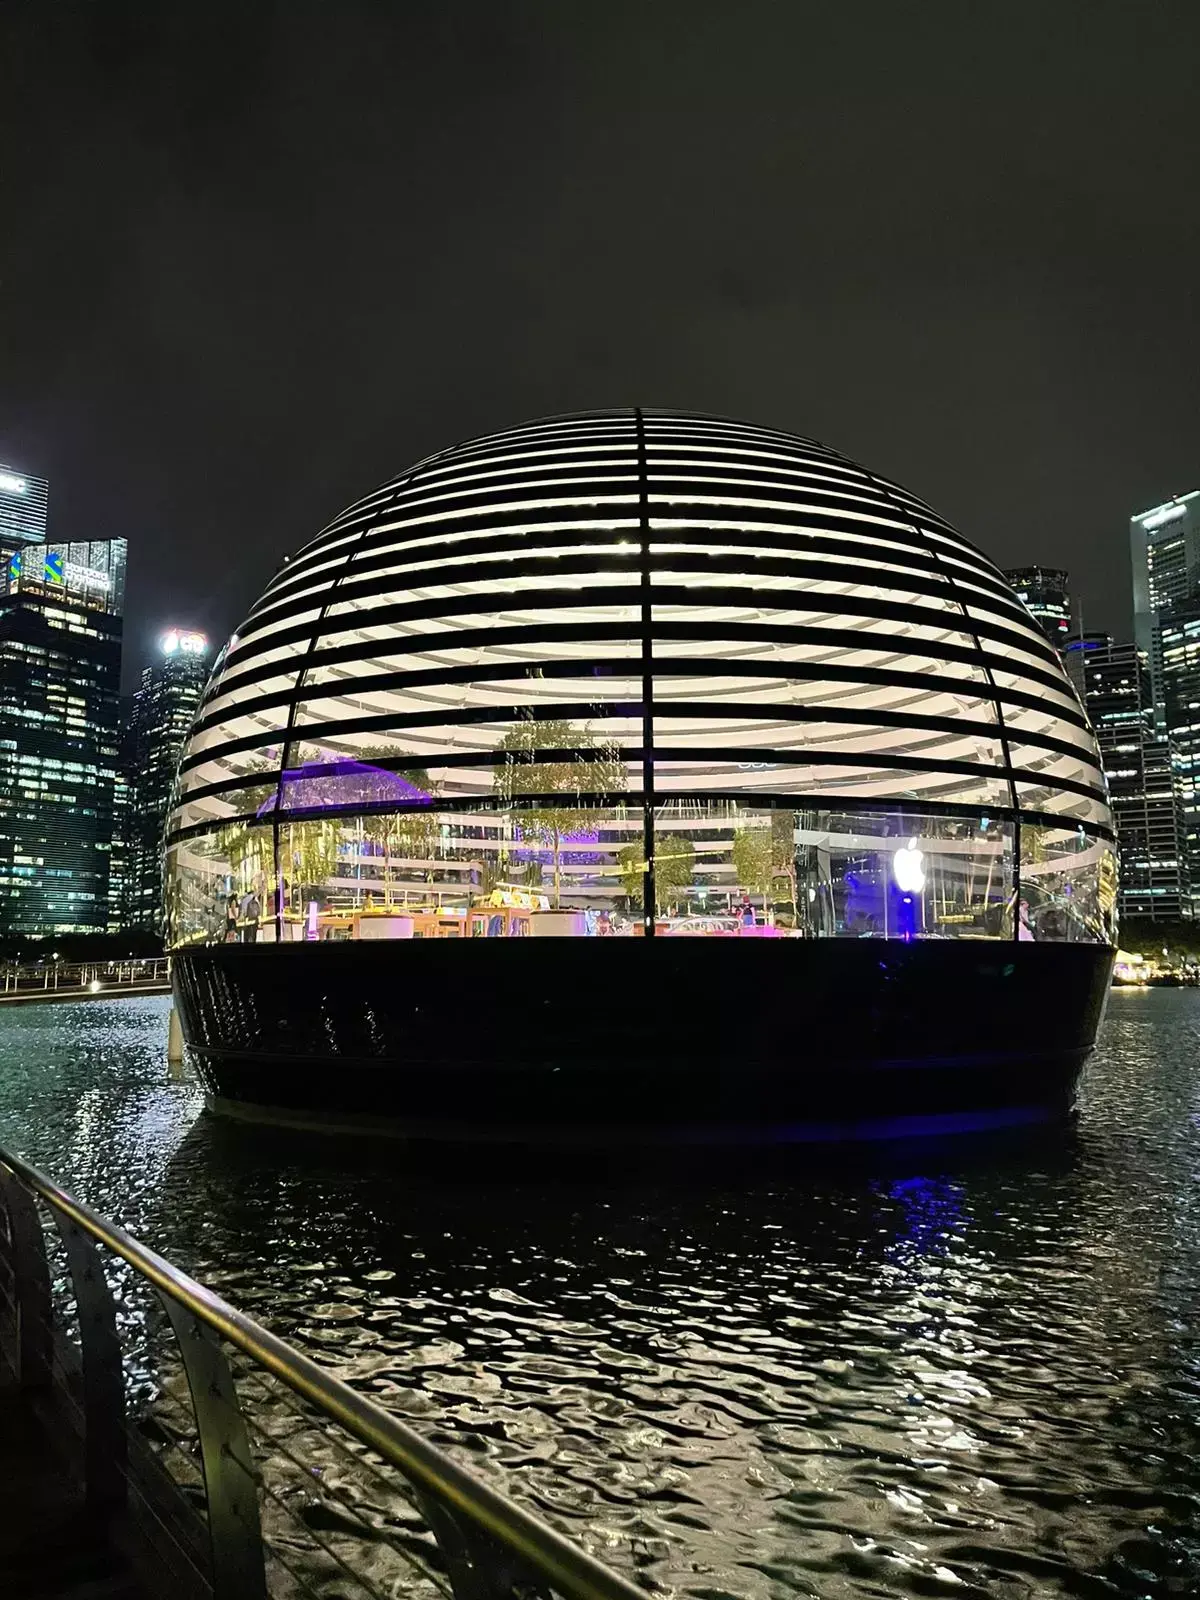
{"left": 2, "top": 991, "right": 1199, "bottom": 1597}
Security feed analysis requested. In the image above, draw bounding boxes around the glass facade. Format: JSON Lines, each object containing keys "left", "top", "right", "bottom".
{"left": 1161, "top": 602, "right": 1200, "bottom": 918}
{"left": 164, "top": 412, "right": 1116, "bottom": 951}
{"left": 1066, "top": 632, "right": 1184, "bottom": 921}
{"left": 0, "top": 537, "right": 127, "bottom": 936}
{"left": 1003, "top": 566, "right": 1072, "bottom": 649}
{"left": 120, "top": 631, "right": 211, "bottom": 932}
{"left": 1130, "top": 490, "right": 1200, "bottom": 724}
{"left": 0, "top": 462, "right": 49, "bottom": 548}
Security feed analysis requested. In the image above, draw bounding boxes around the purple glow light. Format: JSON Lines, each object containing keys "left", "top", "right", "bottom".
{"left": 257, "top": 757, "right": 432, "bottom": 817}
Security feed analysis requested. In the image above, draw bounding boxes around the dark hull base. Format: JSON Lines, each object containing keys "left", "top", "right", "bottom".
{"left": 173, "top": 939, "right": 1114, "bottom": 1144}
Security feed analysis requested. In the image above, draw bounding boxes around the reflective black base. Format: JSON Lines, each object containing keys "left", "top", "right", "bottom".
{"left": 171, "top": 939, "right": 1114, "bottom": 1143}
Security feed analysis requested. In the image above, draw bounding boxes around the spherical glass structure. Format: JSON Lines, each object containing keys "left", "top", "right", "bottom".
{"left": 165, "top": 410, "right": 1115, "bottom": 953}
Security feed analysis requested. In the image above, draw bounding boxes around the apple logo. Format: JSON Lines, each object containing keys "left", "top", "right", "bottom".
{"left": 893, "top": 839, "right": 926, "bottom": 894}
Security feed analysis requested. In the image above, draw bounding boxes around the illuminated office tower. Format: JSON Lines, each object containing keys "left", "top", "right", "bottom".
{"left": 107, "top": 694, "right": 135, "bottom": 932}
{"left": 0, "top": 463, "right": 49, "bottom": 547}
{"left": 1066, "top": 632, "right": 1184, "bottom": 921}
{"left": 1004, "top": 566, "right": 1072, "bottom": 649}
{"left": 1131, "top": 491, "right": 1200, "bottom": 721}
{"left": 124, "top": 630, "right": 210, "bottom": 931}
{"left": 1160, "top": 601, "right": 1200, "bottom": 918}
{"left": 0, "top": 540, "right": 126, "bottom": 936}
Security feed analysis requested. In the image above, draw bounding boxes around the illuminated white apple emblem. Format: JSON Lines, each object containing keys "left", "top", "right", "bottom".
{"left": 893, "top": 838, "right": 926, "bottom": 894}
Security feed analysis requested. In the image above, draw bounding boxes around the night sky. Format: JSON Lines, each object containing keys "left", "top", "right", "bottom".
{"left": 2, "top": 2, "right": 1197, "bottom": 682}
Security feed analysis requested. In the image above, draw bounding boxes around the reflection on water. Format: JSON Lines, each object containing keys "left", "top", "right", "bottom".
{"left": 2, "top": 992, "right": 1200, "bottom": 1596}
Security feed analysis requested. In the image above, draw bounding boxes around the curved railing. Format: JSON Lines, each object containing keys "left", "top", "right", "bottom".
{"left": 0, "top": 1141, "right": 648, "bottom": 1600}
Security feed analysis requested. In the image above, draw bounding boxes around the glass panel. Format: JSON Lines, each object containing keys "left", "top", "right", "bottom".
{"left": 163, "top": 827, "right": 275, "bottom": 949}
{"left": 989, "top": 665, "right": 1080, "bottom": 721}
{"left": 785, "top": 807, "right": 1014, "bottom": 940}
{"left": 175, "top": 744, "right": 286, "bottom": 805}
{"left": 656, "top": 758, "right": 1012, "bottom": 811}
{"left": 1014, "top": 782, "right": 1112, "bottom": 832}
{"left": 266, "top": 804, "right": 642, "bottom": 943}
{"left": 1018, "top": 822, "right": 1117, "bottom": 944}
{"left": 162, "top": 413, "right": 1119, "bottom": 951}
{"left": 165, "top": 801, "right": 1018, "bottom": 944}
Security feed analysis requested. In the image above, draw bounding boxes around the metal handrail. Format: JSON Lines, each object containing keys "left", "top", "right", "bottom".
{"left": 0, "top": 957, "right": 171, "bottom": 995}
{"left": 0, "top": 1141, "right": 647, "bottom": 1600}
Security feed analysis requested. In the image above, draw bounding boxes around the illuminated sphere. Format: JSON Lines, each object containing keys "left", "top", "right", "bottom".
{"left": 166, "top": 410, "right": 1116, "bottom": 1139}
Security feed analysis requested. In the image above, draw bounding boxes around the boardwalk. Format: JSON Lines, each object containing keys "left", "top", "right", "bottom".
{"left": 0, "top": 1377, "right": 144, "bottom": 1599}
{"left": 0, "top": 959, "right": 170, "bottom": 1007}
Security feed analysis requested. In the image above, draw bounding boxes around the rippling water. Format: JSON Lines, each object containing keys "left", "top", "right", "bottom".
{"left": 2, "top": 991, "right": 1200, "bottom": 1597}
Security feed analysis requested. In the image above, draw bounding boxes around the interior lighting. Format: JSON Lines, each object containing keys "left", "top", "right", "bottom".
{"left": 0, "top": 472, "right": 26, "bottom": 494}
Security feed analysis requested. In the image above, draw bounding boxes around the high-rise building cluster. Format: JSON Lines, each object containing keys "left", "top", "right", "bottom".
{"left": 1005, "top": 566, "right": 1073, "bottom": 649}
{"left": 0, "top": 461, "right": 208, "bottom": 942}
{"left": 4, "top": 449, "right": 1196, "bottom": 943}
{"left": 118, "top": 630, "right": 210, "bottom": 931}
{"left": 1007, "top": 487, "right": 1200, "bottom": 928}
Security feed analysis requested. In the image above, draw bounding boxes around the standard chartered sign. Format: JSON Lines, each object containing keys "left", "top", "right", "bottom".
{"left": 64, "top": 562, "right": 113, "bottom": 593}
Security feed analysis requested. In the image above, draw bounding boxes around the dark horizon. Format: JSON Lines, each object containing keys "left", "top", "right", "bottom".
{"left": 3, "top": 1, "right": 1198, "bottom": 681}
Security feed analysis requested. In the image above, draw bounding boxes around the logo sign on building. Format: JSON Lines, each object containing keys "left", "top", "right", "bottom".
{"left": 0, "top": 472, "right": 26, "bottom": 495}
{"left": 65, "top": 562, "right": 112, "bottom": 593}
{"left": 39, "top": 549, "right": 112, "bottom": 594}
{"left": 161, "top": 629, "right": 208, "bottom": 656}
{"left": 1142, "top": 505, "right": 1188, "bottom": 532}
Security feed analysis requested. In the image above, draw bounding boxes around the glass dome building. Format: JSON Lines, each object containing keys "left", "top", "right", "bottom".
{"left": 166, "top": 410, "right": 1116, "bottom": 1139}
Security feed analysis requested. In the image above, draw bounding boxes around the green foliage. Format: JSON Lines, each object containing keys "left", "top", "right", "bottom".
{"left": 730, "top": 816, "right": 797, "bottom": 897}
{"left": 731, "top": 827, "right": 773, "bottom": 897}
{"left": 654, "top": 834, "right": 695, "bottom": 911}
{"left": 494, "top": 719, "right": 626, "bottom": 808}
{"left": 770, "top": 810, "right": 798, "bottom": 924}
{"left": 770, "top": 810, "right": 796, "bottom": 872}
{"left": 494, "top": 719, "right": 626, "bottom": 906}
{"left": 348, "top": 746, "right": 441, "bottom": 905}
{"left": 217, "top": 761, "right": 277, "bottom": 887}
{"left": 1119, "top": 917, "right": 1200, "bottom": 958}
{"left": 283, "top": 820, "right": 342, "bottom": 893}
{"left": 618, "top": 843, "right": 645, "bottom": 906}
{"left": 619, "top": 834, "right": 695, "bottom": 914}
{"left": 476, "top": 853, "right": 512, "bottom": 895}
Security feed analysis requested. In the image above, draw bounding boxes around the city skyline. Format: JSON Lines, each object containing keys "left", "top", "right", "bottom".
{"left": 7, "top": 436, "right": 1190, "bottom": 683}
{"left": 2, "top": 424, "right": 1195, "bottom": 942}
{"left": 3, "top": 3, "right": 1199, "bottom": 658}
{"left": 3, "top": 435, "right": 1193, "bottom": 689}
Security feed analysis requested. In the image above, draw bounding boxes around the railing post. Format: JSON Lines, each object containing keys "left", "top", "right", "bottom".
{"left": 0, "top": 1169, "right": 53, "bottom": 1390}
{"left": 50, "top": 1212, "right": 128, "bottom": 1513}
{"left": 157, "top": 1295, "right": 267, "bottom": 1600}
{"left": 413, "top": 1490, "right": 542, "bottom": 1600}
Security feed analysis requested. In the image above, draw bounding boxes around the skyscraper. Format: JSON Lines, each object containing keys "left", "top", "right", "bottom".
{"left": 1130, "top": 491, "right": 1200, "bottom": 721}
{"left": 1160, "top": 600, "right": 1200, "bottom": 918}
{"left": 107, "top": 693, "right": 135, "bottom": 933}
{"left": 1004, "top": 566, "right": 1072, "bottom": 648}
{"left": 123, "top": 629, "right": 210, "bottom": 931}
{"left": 0, "top": 463, "right": 49, "bottom": 547}
{"left": 1066, "top": 632, "right": 1184, "bottom": 921}
{"left": 0, "top": 539, "right": 126, "bottom": 937}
